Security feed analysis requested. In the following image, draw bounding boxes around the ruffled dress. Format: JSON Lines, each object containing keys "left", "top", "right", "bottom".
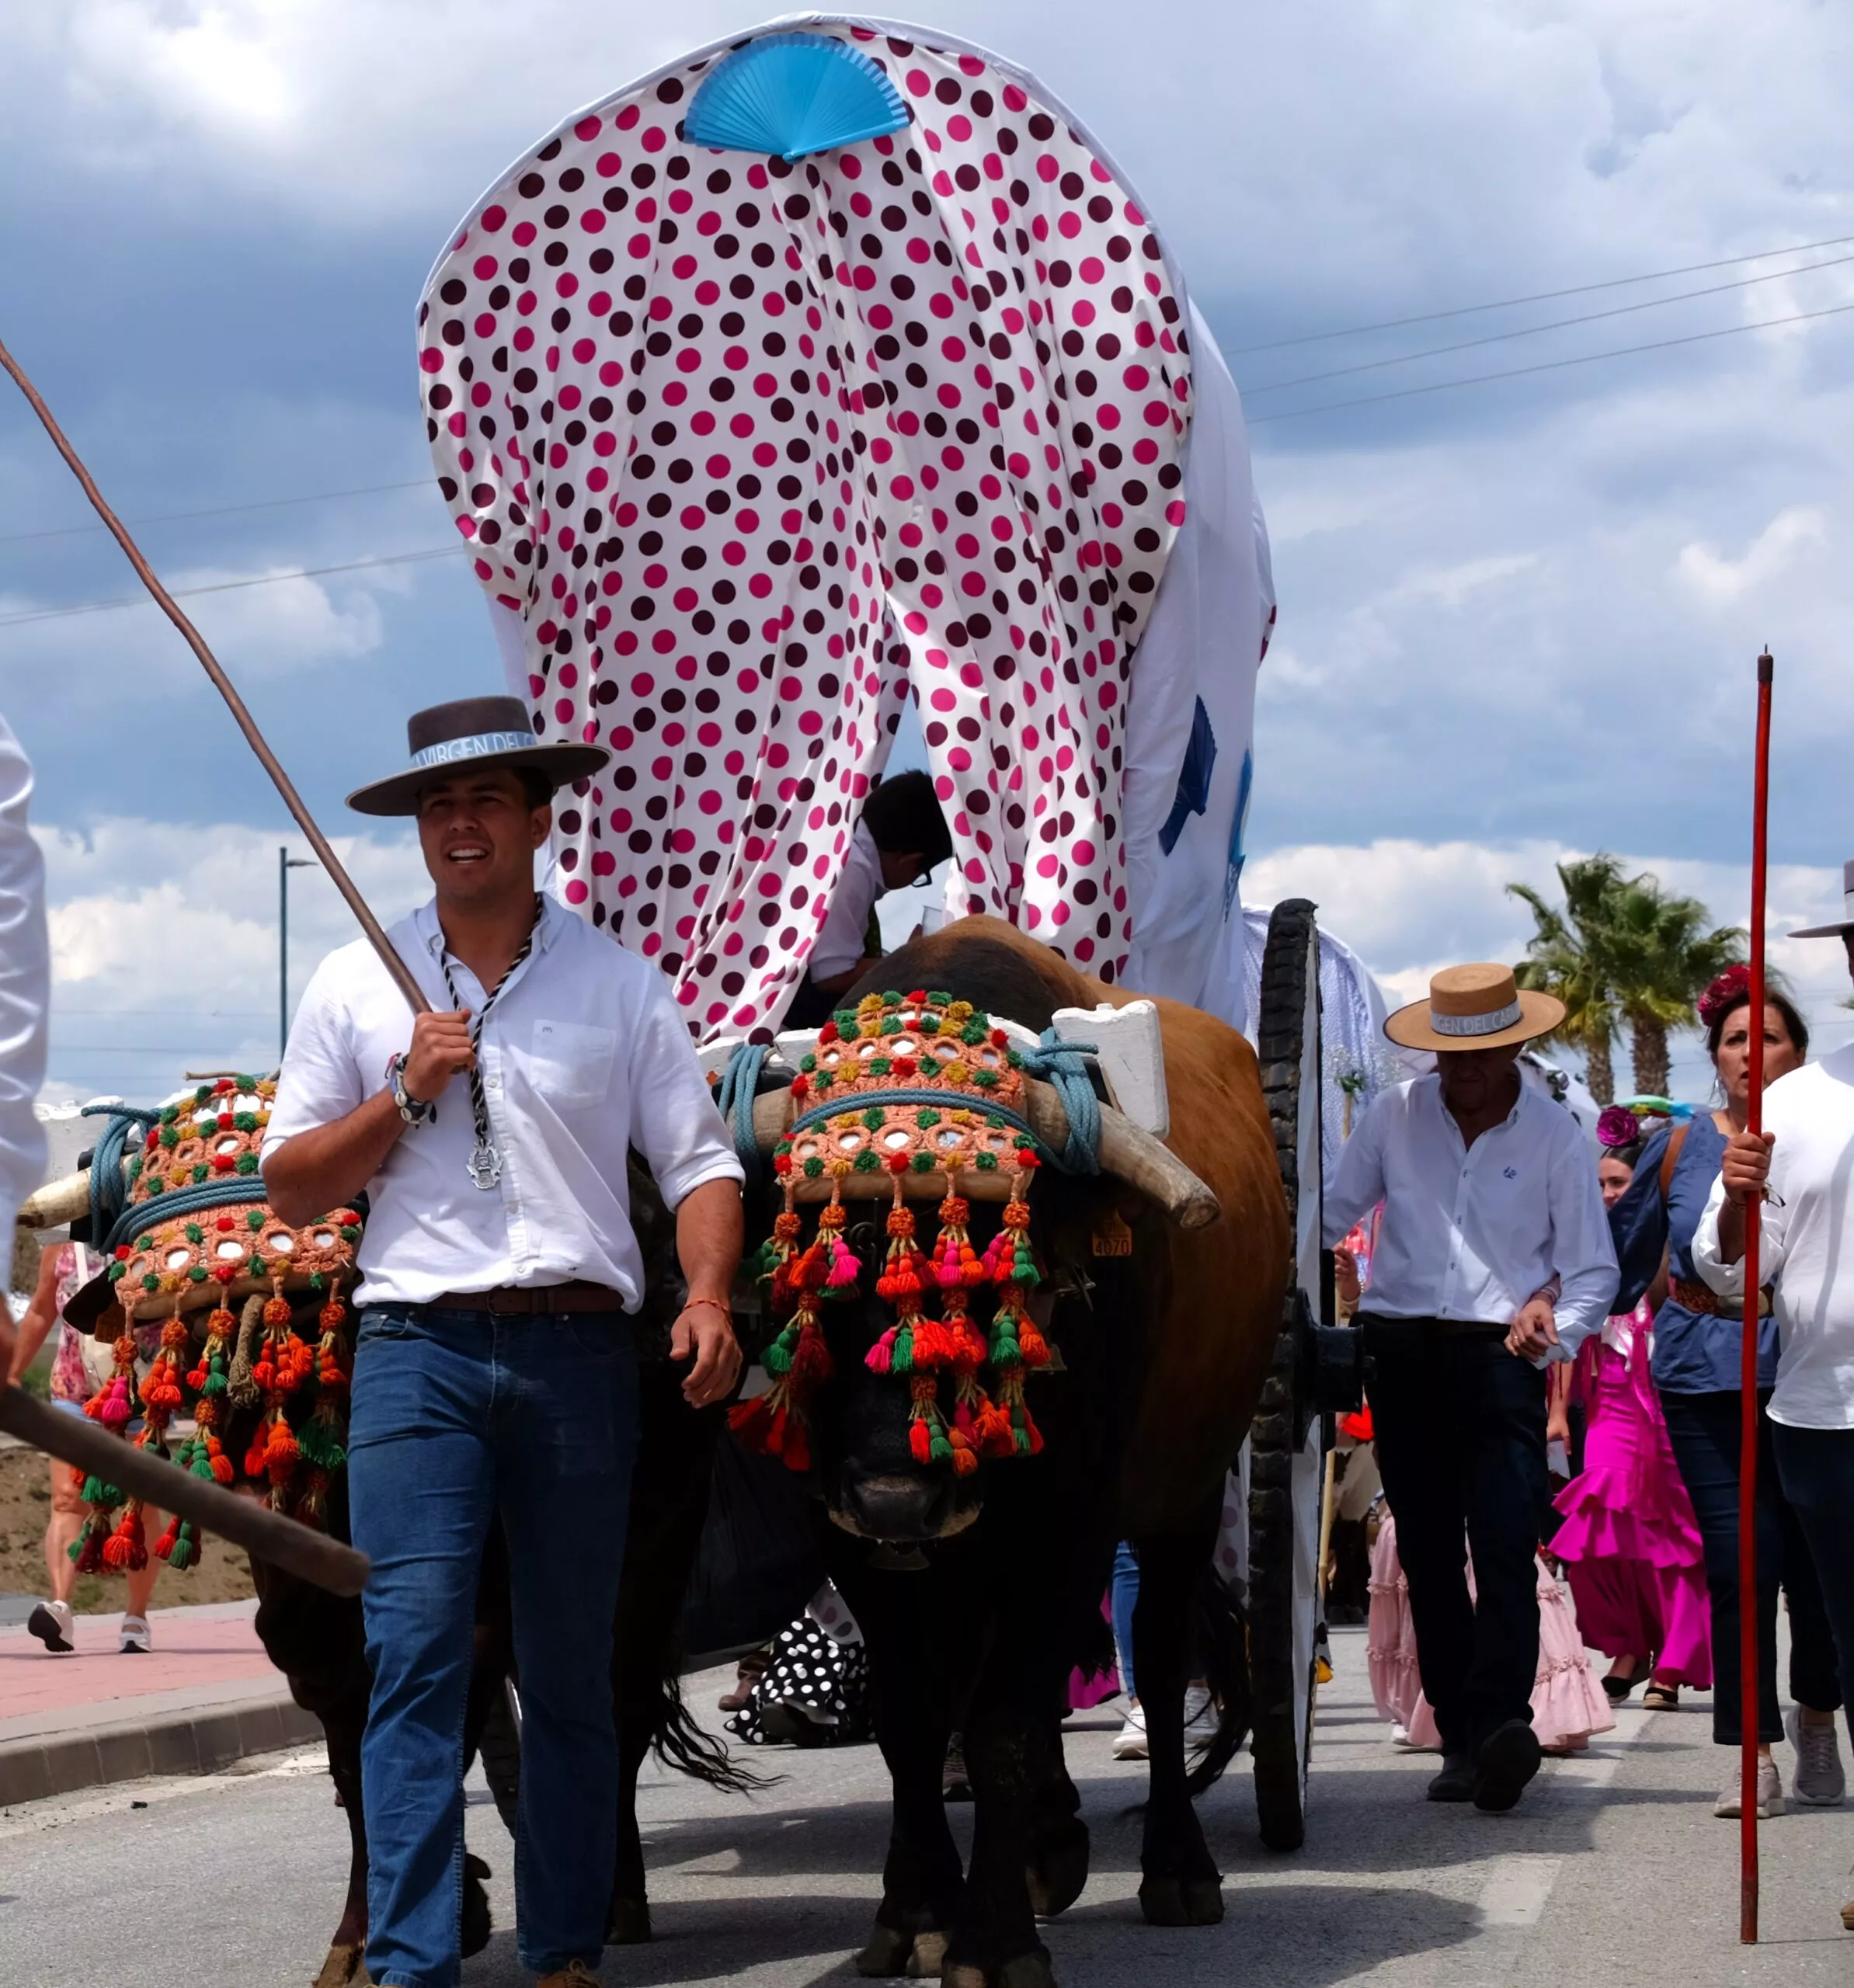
{"left": 1368, "top": 1512, "right": 1615, "bottom": 1751}
{"left": 1550, "top": 1302, "right": 1713, "bottom": 1687}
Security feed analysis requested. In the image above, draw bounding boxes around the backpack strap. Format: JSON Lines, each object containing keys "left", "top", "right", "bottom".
{"left": 1658, "top": 1124, "right": 1690, "bottom": 1206}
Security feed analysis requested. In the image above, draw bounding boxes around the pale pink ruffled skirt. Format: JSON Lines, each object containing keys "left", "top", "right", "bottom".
{"left": 1368, "top": 1513, "right": 1615, "bottom": 1751}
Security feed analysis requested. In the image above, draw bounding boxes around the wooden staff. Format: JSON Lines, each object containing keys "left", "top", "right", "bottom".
{"left": 1739, "top": 647, "right": 1774, "bottom": 1944}
{"left": 0, "top": 335, "right": 430, "bottom": 1020}
{"left": 0, "top": 1387, "right": 369, "bottom": 1597}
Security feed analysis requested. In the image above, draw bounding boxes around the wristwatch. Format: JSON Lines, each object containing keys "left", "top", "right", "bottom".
{"left": 388, "top": 1052, "right": 436, "bottom": 1126}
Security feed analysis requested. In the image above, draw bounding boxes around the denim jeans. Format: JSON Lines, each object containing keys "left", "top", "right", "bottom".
{"left": 1362, "top": 1319, "right": 1547, "bottom": 1757}
{"left": 1110, "top": 1540, "right": 1139, "bottom": 1700}
{"left": 347, "top": 1304, "right": 639, "bottom": 1987}
{"left": 1772, "top": 1422, "right": 1854, "bottom": 1748}
{"left": 1659, "top": 1388, "right": 1841, "bottom": 1745}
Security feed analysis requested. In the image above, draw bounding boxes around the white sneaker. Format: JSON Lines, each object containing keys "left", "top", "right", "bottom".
{"left": 1716, "top": 1757, "right": 1785, "bottom": 1819}
{"left": 1112, "top": 1703, "right": 1149, "bottom": 1760}
{"left": 1788, "top": 1708, "right": 1847, "bottom": 1807}
{"left": 1184, "top": 1684, "right": 1218, "bottom": 1743}
{"left": 27, "top": 1599, "right": 74, "bottom": 1653}
{"left": 118, "top": 1614, "right": 152, "bottom": 1655}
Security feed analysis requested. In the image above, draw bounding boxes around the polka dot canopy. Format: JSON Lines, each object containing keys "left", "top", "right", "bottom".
{"left": 420, "top": 22, "right": 1192, "bottom": 1037}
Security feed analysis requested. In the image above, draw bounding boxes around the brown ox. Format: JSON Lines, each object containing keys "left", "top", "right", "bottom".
{"left": 737, "top": 916, "right": 1291, "bottom": 1988}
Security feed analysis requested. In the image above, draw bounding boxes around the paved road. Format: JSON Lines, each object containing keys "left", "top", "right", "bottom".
{"left": 5, "top": 1626, "right": 1853, "bottom": 1986}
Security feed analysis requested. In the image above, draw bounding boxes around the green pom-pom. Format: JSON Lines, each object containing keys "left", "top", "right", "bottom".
{"left": 235, "top": 1153, "right": 259, "bottom": 1175}
{"left": 962, "top": 1020, "right": 989, "bottom": 1045}
{"left": 141, "top": 1273, "right": 160, "bottom": 1292}
{"left": 853, "top": 1148, "right": 881, "bottom": 1172}
{"left": 339, "top": 1225, "right": 360, "bottom": 1244}
{"left": 190, "top": 1164, "right": 210, "bottom": 1183}
{"left": 929, "top": 1431, "right": 953, "bottom": 1462}
{"left": 915, "top": 1107, "right": 941, "bottom": 1128}
{"left": 917, "top": 1015, "right": 940, "bottom": 1035}
{"left": 107, "top": 1261, "right": 126, "bottom": 1282}
{"left": 137, "top": 1232, "right": 155, "bottom": 1250}
{"left": 235, "top": 1073, "right": 257, "bottom": 1090}
{"left": 144, "top": 1177, "right": 165, "bottom": 1196}
{"left": 972, "top": 1067, "right": 999, "bottom": 1089}
{"left": 802, "top": 1156, "right": 825, "bottom": 1178}
{"left": 248, "top": 1255, "right": 266, "bottom": 1277}
{"left": 927, "top": 990, "right": 953, "bottom": 1006}
{"left": 127, "top": 1156, "right": 142, "bottom": 1183}
{"left": 799, "top": 1053, "right": 817, "bottom": 1072}
{"left": 194, "top": 1085, "right": 214, "bottom": 1106}
{"left": 158, "top": 1125, "right": 179, "bottom": 1148}
{"left": 814, "top": 1069, "right": 832, "bottom": 1090}
{"left": 309, "top": 1270, "right": 326, "bottom": 1291}
{"left": 881, "top": 991, "right": 902, "bottom": 1008}
{"left": 985, "top": 1114, "right": 1006, "bottom": 1128}
{"left": 869, "top": 1056, "right": 892, "bottom": 1077}
{"left": 892, "top": 1325, "right": 914, "bottom": 1373}
{"left": 861, "top": 1107, "right": 885, "bottom": 1129}
{"left": 185, "top": 1224, "right": 204, "bottom": 1243}
{"left": 160, "top": 1105, "right": 179, "bottom": 1127}
{"left": 880, "top": 1015, "right": 902, "bottom": 1036}
{"left": 245, "top": 1210, "right": 264, "bottom": 1231}
{"left": 233, "top": 1111, "right": 259, "bottom": 1133}
{"left": 1005, "top": 1048, "right": 1023, "bottom": 1068}
{"left": 909, "top": 1152, "right": 934, "bottom": 1173}
{"left": 763, "top": 1322, "right": 800, "bottom": 1377}
{"left": 975, "top": 1151, "right": 999, "bottom": 1172}
{"left": 188, "top": 1264, "right": 208, "bottom": 1283}
{"left": 833, "top": 1010, "right": 860, "bottom": 1031}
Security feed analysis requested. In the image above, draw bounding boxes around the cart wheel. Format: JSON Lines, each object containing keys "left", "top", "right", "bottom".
{"left": 1249, "top": 898, "right": 1327, "bottom": 1852}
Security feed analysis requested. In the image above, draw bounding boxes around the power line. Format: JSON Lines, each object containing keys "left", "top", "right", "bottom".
{"left": 0, "top": 544, "right": 466, "bottom": 630}
{"left": 1247, "top": 297, "right": 1854, "bottom": 426}
{"left": 1245, "top": 250, "right": 1854, "bottom": 394}
{"left": 0, "top": 478, "right": 433, "bottom": 550}
{"left": 1227, "top": 230, "right": 1854, "bottom": 355}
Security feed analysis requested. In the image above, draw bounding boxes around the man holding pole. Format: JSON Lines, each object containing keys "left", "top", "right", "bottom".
{"left": 263, "top": 696, "right": 746, "bottom": 1988}
{"left": 1696, "top": 860, "right": 1854, "bottom": 1934}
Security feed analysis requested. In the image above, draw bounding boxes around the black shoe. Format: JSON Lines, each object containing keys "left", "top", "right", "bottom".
{"left": 1427, "top": 1753, "right": 1476, "bottom": 1802}
{"left": 1473, "top": 1719, "right": 1543, "bottom": 1812}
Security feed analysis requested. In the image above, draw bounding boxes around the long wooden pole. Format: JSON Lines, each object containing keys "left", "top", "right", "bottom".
{"left": 0, "top": 335, "right": 430, "bottom": 1019}
{"left": 1740, "top": 647, "right": 1774, "bottom": 1944}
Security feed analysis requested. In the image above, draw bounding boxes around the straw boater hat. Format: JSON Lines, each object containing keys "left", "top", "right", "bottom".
{"left": 346, "top": 695, "right": 609, "bottom": 817}
{"left": 1790, "top": 859, "right": 1854, "bottom": 939}
{"left": 1383, "top": 963, "right": 1566, "bottom": 1055}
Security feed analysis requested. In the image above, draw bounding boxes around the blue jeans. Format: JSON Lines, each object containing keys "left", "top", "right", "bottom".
{"left": 347, "top": 1304, "right": 639, "bottom": 1987}
{"left": 1111, "top": 1541, "right": 1139, "bottom": 1700}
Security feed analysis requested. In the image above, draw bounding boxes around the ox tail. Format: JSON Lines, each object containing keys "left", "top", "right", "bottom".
{"left": 1185, "top": 1569, "right": 1252, "bottom": 1798}
{"left": 649, "top": 1660, "right": 776, "bottom": 1797}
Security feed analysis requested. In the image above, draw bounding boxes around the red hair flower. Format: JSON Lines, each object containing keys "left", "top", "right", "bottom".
{"left": 1698, "top": 963, "right": 1751, "bottom": 1027}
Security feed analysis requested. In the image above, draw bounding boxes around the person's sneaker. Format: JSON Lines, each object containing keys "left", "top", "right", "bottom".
{"left": 1183, "top": 1684, "right": 1219, "bottom": 1745}
{"left": 1111, "top": 1703, "right": 1149, "bottom": 1761}
{"left": 1427, "top": 1753, "right": 1476, "bottom": 1802}
{"left": 1788, "top": 1708, "right": 1847, "bottom": 1807}
{"left": 1715, "top": 1757, "right": 1785, "bottom": 1818}
{"left": 118, "top": 1614, "right": 152, "bottom": 1655}
{"left": 1473, "top": 1719, "right": 1543, "bottom": 1812}
{"left": 26, "top": 1600, "right": 74, "bottom": 1653}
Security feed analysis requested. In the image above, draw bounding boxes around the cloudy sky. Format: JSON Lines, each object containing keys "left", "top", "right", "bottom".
{"left": 5, "top": 0, "right": 1852, "bottom": 1110}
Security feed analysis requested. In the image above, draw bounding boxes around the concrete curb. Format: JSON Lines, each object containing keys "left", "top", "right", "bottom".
{"left": 0, "top": 1680, "right": 322, "bottom": 1808}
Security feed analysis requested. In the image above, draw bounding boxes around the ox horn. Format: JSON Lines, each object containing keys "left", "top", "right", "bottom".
{"left": 16, "top": 1170, "right": 92, "bottom": 1230}
{"left": 1024, "top": 1082, "right": 1221, "bottom": 1231}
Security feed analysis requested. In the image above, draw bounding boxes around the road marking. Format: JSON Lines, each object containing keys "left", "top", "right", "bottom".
{"left": 1477, "top": 1854, "right": 1564, "bottom": 1927}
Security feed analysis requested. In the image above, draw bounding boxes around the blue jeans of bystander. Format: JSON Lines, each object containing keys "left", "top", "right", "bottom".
{"left": 346, "top": 1303, "right": 639, "bottom": 1988}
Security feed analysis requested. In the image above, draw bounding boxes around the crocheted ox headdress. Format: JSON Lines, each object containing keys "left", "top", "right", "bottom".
{"left": 729, "top": 989, "right": 1052, "bottom": 1477}
{"left": 73, "top": 1076, "right": 363, "bottom": 1576}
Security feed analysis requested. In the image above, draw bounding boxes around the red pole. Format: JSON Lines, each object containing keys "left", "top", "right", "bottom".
{"left": 1740, "top": 648, "right": 1773, "bottom": 1945}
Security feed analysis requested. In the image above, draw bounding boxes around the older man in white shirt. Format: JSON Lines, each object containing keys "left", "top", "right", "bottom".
{"left": 264, "top": 696, "right": 744, "bottom": 1988}
{"left": 1693, "top": 871, "right": 1854, "bottom": 1931}
{"left": 1326, "top": 964, "right": 1616, "bottom": 1814}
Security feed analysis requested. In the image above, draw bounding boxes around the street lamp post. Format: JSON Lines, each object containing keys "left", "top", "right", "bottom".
{"left": 280, "top": 846, "right": 318, "bottom": 1059}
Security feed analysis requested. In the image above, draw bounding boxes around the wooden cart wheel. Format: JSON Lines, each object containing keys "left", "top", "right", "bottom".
{"left": 1247, "top": 897, "right": 1327, "bottom": 1852}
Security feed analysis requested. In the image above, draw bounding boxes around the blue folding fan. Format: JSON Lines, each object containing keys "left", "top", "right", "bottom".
{"left": 684, "top": 33, "right": 909, "bottom": 162}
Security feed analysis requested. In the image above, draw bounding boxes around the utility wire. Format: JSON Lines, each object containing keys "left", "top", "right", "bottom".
{"left": 1246, "top": 297, "right": 1854, "bottom": 426}
{"left": 0, "top": 544, "right": 466, "bottom": 630}
{"left": 1228, "top": 231, "right": 1854, "bottom": 354}
{"left": 1245, "top": 251, "right": 1854, "bottom": 394}
{"left": 0, "top": 478, "right": 433, "bottom": 550}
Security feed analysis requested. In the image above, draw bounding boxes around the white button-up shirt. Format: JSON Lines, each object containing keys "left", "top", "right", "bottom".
{"left": 0, "top": 715, "right": 47, "bottom": 1234}
{"left": 1692, "top": 1043, "right": 1854, "bottom": 1430}
{"left": 263, "top": 897, "right": 743, "bottom": 1310}
{"left": 809, "top": 820, "right": 884, "bottom": 981}
{"left": 1324, "top": 1073, "right": 1618, "bottom": 1355}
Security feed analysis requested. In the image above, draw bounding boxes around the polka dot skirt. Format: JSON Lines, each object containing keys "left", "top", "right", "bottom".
{"left": 726, "top": 1611, "right": 872, "bottom": 1748}
{"left": 420, "top": 24, "right": 1191, "bottom": 1037}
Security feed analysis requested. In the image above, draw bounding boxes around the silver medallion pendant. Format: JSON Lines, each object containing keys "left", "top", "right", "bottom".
{"left": 467, "top": 1143, "right": 503, "bottom": 1191}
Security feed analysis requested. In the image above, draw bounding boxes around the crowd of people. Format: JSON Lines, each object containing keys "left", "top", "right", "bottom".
{"left": 1324, "top": 888, "right": 1854, "bottom": 1931}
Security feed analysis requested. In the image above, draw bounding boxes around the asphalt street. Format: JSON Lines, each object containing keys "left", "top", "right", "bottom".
{"left": 4, "top": 1626, "right": 1852, "bottom": 1986}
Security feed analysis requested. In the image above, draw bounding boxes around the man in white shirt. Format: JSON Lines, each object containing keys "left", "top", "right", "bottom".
{"left": 264, "top": 695, "right": 745, "bottom": 1988}
{"left": 0, "top": 712, "right": 48, "bottom": 1379}
{"left": 1693, "top": 871, "right": 1854, "bottom": 1931}
{"left": 1325, "top": 964, "right": 1616, "bottom": 1813}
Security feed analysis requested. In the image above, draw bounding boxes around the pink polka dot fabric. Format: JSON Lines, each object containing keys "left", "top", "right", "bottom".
{"left": 420, "top": 22, "right": 1191, "bottom": 1036}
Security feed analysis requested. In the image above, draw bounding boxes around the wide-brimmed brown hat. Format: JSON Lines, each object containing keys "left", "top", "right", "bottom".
{"left": 346, "top": 695, "right": 609, "bottom": 817}
{"left": 1790, "top": 859, "right": 1854, "bottom": 939}
{"left": 1384, "top": 962, "right": 1565, "bottom": 1054}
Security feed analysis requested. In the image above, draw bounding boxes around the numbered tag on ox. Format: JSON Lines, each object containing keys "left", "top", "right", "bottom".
{"left": 1091, "top": 1210, "right": 1133, "bottom": 1259}
{"left": 468, "top": 1143, "right": 504, "bottom": 1191}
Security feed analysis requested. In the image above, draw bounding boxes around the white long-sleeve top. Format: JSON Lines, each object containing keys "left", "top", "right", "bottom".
{"left": 0, "top": 716, "right": 47, "bottom": 1233}
{"left": 1324, "top": 1073, "right": 1617, "bottom": 1357}
{"left": 1691, "top": 1043, "right": 1854, "bottom": 1430}
{"left": 264, "top": 896, "right": 743, "bottom": 1310}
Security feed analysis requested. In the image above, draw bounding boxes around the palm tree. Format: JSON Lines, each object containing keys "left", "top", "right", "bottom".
{"left": 1508, "top": 856, "right": 1627, "bottom": 1105}
{"left": 1603, "top": 877, "right": 1744, "bottom": 1098}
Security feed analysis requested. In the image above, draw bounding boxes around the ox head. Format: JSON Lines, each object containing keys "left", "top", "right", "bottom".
{"left": 728, "top": 972, "right": 1219, "bottom": 1547}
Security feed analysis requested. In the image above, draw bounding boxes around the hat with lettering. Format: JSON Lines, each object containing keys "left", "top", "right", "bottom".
{"left": 346, "top": 695, "right": 609, "bottom": 816}
{"left": 1790, "top": 860, "right": 1854, "bottom": 939}
{"left": 1383, "top": 962, "right": 1566, "bottom": 1054}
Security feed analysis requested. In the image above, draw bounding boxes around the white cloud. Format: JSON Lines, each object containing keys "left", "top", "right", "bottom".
{"left": 1676, "top": 505, "right": 1828, "bottom": 604}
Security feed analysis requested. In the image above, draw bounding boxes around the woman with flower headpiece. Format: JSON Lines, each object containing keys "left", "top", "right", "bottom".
{"left": 1605, "top": 965, "right": 1844, "bottom": 1819}
{"left": 1550, "top": 1108, "right": 1710, "bottom": 1712}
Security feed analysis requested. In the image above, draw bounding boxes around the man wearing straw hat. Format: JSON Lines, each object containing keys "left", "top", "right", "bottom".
{"left": 263, "top": 695, "right": 746, "bottom": 1988}
{"left": 1326, "top": 963, "right": 1617, "bottom": 1812}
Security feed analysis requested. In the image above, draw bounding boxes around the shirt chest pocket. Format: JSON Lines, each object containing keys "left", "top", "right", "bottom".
{"left": 525, "top": 1019, "right": 617, "bottom": 1110}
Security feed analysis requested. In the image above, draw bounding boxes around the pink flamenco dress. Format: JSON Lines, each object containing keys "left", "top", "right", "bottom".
{"left": 1550, "top": 1300, "right": 1712, "bottom": 1687}
{"left": 1368, "top": 1513, "right": 1616, "bottom": 1753}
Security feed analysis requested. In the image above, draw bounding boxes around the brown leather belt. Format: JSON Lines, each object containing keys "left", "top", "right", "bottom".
{"left": 1670, "top": 1276, "right": 1772, "bottom": 1319}
{"left": 431, "top": 1281, "right": 627, "bottom": 1316}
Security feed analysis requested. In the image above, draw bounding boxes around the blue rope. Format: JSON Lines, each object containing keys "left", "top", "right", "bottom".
{"left": 716, "top": 1041, "right": 771, "bottom": 1191}
{"left": 81, "top": 1102, "right": 158, "bottom": 1244}
{"left": 1018, "top": 1033, "right": 1101, "bottom": 1176}
{"left": 102, "top": 1177, "right": 275, "bottom": 1256}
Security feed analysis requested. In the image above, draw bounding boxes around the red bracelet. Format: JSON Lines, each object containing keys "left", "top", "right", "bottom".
{"left": 683, "top": 1295, "right": 733, "bottom": 1322}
